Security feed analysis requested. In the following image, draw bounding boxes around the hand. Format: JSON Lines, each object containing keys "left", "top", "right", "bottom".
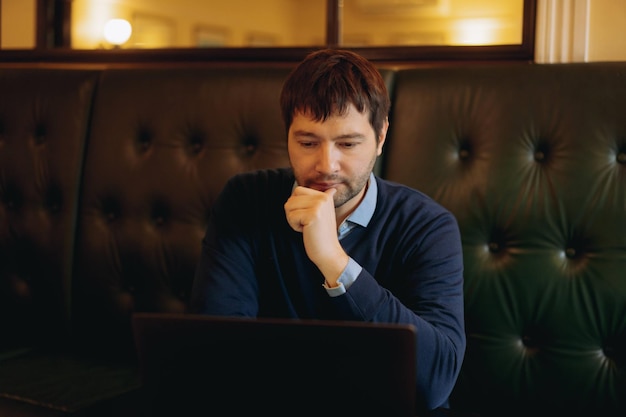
{"left": 284, "top": 186, "right": 349, "bottom": 285}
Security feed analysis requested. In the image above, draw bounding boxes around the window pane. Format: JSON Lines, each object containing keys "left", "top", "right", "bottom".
{"left": 341, "top": 0, "right": 524, "bottom": 47}
{"left": 71, "top": 0, "right": 327, "bottom": 49}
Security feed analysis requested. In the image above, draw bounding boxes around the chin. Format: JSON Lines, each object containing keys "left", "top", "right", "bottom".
{"left": 333, "top": 190, "right": 355, "bottom": 208}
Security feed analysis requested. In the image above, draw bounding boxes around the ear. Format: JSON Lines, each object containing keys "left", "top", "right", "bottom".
{"left": 376, "top": 117, "right": 389, "bottom": 156}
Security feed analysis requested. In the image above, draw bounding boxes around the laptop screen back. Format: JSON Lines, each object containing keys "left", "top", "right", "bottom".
{"left": 132, "top": 313, "right": 417, "bottom": 417}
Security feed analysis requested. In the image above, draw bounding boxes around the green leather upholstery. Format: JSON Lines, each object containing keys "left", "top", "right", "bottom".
{"left": 386, "top": 63, "right": 626, "bottom": 416}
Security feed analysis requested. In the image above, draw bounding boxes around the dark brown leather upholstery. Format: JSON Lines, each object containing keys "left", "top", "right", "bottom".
{"left": 0, "top": 69, "right": 99, "bottom": 349}
{"left": 72, "top": 67, "right": 292, "bottom": 357}
{"left": 0, "top": 63, "right": 624, "bottom": 416}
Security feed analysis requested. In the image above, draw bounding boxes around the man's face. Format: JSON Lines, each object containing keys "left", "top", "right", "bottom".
{"left": 288, "top": 103, "right": 387, "bottom": 217}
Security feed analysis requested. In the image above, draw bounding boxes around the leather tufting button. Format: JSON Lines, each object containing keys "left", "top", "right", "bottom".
{"left": 3, "top": 186, "right": 20, "bottom": 210}
{"left": 190, "top": 141, "right": 203, "bottom": 154}
{"left": 534, "top": 141, "right": 549, "bottom": 162}
{"left": 45, "top": 186, "right": 62, "bottom": 214}
{"left": 136, "top": 129, "right": 152, "bottom": 152}
{"left": 488, "top": 242, "right": 500, "bottom": 252}
{"left": 564, "top": 234, "right": 589, "bottom": 260}
{"left": 521, "top": 335, "right": 540, "bottom": 354}
{"left": 151, "top": 201, "right": 170, "bottom": 227}
{"left": 617, "top": 152, "right": 626, "bottom": 164}
{"left": 188, "top": 132, "right": 205, "bottom": 155}
{"left": 48, "top": 201, "right": 61, "bottom": 213}
{"left": 243, "top": 135, "right": 259, "bottom": 156}
{"left": 458, "top": 141, "right": 471, "bottom": 160}
{"left": 245, "top": 144, "right": 257, "bottom": 155}
{"left": 102, "top": 198, "right": 121, "bottom": 222}
{"left": 34, "top": 124, "right": 46, "bottom": 145}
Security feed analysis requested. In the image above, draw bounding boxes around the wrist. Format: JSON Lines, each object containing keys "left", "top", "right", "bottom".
{"left": 319, "top": 252, "right": 349, "bottom": 287}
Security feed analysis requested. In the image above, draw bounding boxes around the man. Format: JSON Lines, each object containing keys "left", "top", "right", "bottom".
{"left": 191, "top": 49, "right": 465, "bottom": 412}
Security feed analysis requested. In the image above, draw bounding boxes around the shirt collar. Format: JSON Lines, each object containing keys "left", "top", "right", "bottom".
{"left": 346, "top": 172, "right": 377, "bottom": 228}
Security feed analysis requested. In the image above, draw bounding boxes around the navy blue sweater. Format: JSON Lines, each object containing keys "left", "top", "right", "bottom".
{"left": 191, "top": 167, "right": 465, "bottom": 410}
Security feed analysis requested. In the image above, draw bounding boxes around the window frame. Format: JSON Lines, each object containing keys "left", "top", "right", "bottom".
{"left": 1, "top": 0, "right": 536, "bottom": 64}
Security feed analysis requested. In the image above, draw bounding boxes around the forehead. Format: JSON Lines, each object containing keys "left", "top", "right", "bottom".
{"left": 292, "top": 103, "right": 369, "bottom": 124}
{"left": 290, "top": 110, "right": 374, "bottom": 140}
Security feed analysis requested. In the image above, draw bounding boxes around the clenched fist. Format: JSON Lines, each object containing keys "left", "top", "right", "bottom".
{"left": 284, "top": 186, "right": 349, "bottom": 286}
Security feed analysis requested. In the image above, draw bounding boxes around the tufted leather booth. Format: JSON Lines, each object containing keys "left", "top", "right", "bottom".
{"left": 71, "top": 67, "right": 293, "bottom": 359}
{"left": 0, "top": 62, "right": 624, "bottom": 416}
{"left": 385, "top": 63, "right": 626, "bottom": 416}
{"left": 0, "top": 69, "right": 98, "bottom": 350}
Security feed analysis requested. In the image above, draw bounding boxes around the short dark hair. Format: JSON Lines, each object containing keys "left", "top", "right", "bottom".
{"left": 280, "top": 49, "right": 390, "bottom": 140}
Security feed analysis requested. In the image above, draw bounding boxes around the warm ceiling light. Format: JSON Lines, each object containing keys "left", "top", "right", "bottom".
{"left": 103, "top": 18, "right": 132, "bottom": 46}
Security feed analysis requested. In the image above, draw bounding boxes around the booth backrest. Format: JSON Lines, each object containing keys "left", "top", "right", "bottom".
{"left": 0, "top": 69, "right": 100, "bottom": 350}
{"left": 386, "top": 63, "right": 626, "bottom": 416}
{"left": 0, "top": 63, "right": 625, "bottom": 417}
{"left": 71, "top": 67, "right": 294, "bottom": 355}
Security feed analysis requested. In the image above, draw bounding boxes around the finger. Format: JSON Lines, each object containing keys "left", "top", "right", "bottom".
{"left": 292, "top": 185, "right": 318, "bottom": 196}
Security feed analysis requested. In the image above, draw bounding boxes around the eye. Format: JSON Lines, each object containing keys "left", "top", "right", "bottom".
{"left": 339, "top": 141, "right": 358, "bottom": 149}
{"left": 299, "top": 141, "right": 316, "bottom": 148}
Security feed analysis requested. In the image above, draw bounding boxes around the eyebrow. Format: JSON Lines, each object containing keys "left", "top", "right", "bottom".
{"left": 334, "top": 132, "right": 367, "bottom": 140}
{"left": 291, "top": 130, "right": 318, "bottom": 138}
{"left": 291, "top": 130, "right": 367, "bottom": 141}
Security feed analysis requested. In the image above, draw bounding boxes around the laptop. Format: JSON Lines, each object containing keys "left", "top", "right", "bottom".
{"left": 131, "top": 312, "right": 417, "bottom": 417}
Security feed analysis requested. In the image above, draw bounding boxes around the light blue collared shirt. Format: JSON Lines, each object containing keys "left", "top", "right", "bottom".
{"left": 324, "top": 173, "right": 377, "bottom": 297}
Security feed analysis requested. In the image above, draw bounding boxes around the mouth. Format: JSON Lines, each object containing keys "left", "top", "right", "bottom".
{"left": 309, "top": 182, "right": 339, "bottom": 192}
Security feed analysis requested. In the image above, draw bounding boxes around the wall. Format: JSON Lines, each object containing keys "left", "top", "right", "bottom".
{"left": 586, "top": 0, "right": 626, "bottom": 61}
{"left": 535, "top": 0, "right": 626, "bottom": 63}
{"left": 1, "top": 0, "right": 36, "bottom": 48}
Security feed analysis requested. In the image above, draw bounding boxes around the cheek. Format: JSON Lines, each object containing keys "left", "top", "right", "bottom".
{"left": 287, "top": 143, "right": 301, "bottom": 162}
{"left": 288, "top": 148, "right": 316, "bottom": 173}
{"left": 359, "top": 146, "right": 380, "bottom": 164}
{"left": 342, "top": 155, "right": 370, "bottom": 174}
{"left": 288, "top": 146, "right": 307, "bottom": 162}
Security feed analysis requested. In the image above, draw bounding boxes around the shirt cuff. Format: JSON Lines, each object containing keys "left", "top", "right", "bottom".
{"left": 323, "top": 257, "right": 362, "bottom": 297}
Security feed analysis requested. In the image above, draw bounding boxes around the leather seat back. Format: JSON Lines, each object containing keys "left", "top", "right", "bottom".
{"left": 71, "top": 67, "right": 292, "bottom": 355}
{"left": 0, "top": 69, "right": 99, "bottom": 350}
{"left": 384, "top": 63, "right": 626, "bottom": 416}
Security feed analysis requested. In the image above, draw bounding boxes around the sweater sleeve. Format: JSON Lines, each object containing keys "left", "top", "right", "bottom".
{"left": 330, "top": 209, "right": 466, "bottom": 412}
{"left": 190, "top": 174, "right": 261, "bottom": 316}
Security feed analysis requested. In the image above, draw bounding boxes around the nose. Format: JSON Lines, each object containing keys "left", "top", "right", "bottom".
{"left": 315, "top": 143, "right": 339, "bottom": 174}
